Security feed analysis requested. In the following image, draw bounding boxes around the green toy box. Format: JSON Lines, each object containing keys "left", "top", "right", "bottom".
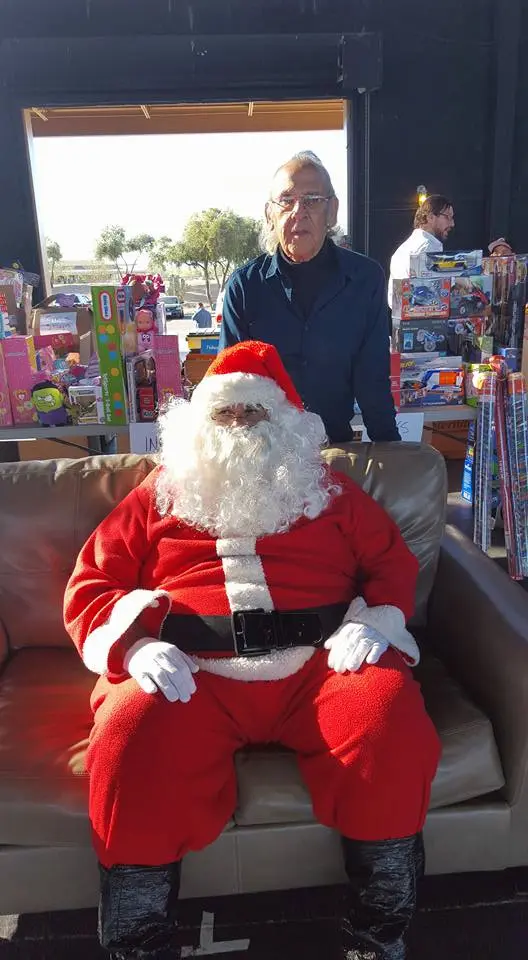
{"left": 91, "top": 286, "right": 128, "bottom": 425}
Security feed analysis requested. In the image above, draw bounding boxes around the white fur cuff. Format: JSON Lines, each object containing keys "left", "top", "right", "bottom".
{"left": 82, "top": 588, "right": 172, "bottom": 675}
{"left": 344, "top": 597, "right": 420, "bottom": 666}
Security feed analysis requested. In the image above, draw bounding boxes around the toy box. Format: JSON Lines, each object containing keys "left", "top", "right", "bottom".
{"left": 398, "top": 318, "right": 450, "bottom": 354}
{"left": 449, "top": 275, "right": 492, "bottom": 319}
{"left": 91, "top": 287, "right": 128, "bottom": 425}
{"left": 498, "top": 347, "right": 520, "bottom": 373}
{"left": 401, "top": 278, "right": 450, "bottom": 319}
{"left": 1, "top": 336, "right": 39, "bottom": 424}
{"left": 185, "top": 331, "right": 220, "bottom": 354}
{"left": 153, "top": 334, "right": 183, "bottom": 407}
{"left": 400, "top": 353, "right": 464, "bottom": 407}
{"left": 390, "top": 351, "right": 401, "bottom": 411}
{"left": 68, "top": 384, "right": 104, "bottom": 425}
{"left": 461, "top": 421, "right": 476, "bottom": 502}
{"left": 126, "top": 352, "right": 157, "bottom": 423}
{"left": 410, "top": 250, "right": 483, "bottom": 279}
{"left": 463, "top": 363, "right": 493, "bottom": 407}
{"left": 0, "top": 343, "right": 13, "bottom": 425}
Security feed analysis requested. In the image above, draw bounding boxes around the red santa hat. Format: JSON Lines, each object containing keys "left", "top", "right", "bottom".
{"left": 192, "top": 340, "right": 304, "bottom": 413}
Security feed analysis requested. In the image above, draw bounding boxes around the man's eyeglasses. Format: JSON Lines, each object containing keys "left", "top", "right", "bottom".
{"left": 271, "top": 195, "right": 332, "bottom": 212}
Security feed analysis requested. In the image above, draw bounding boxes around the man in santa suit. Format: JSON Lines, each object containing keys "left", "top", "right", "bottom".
{"left": 64, "top": 340, "right": 440, "bottom": 960}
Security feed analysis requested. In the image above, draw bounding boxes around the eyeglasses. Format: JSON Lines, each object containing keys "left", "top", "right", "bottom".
{"left": 271, "top": 195, "right": 332, "bottom": 212}
{"left": 211, "top": 404, "right": 268, "bottom": 424}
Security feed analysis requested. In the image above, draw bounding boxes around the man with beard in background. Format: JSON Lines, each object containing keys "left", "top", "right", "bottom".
{"left": 64, "top": 340, "right": 440, "bottom": 960}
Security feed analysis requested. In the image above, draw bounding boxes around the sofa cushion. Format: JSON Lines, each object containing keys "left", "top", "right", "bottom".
{"left": 322, "top": 443, "right": 447, "bottom": 625}
{"left": 0, "top": 648, "right": 92, "bottom": 846}
{"left": 0, "top": 649, "right": 505, "bottom": 845}
{"left": 234, "top": 655, "right": 505, "bottom": 826}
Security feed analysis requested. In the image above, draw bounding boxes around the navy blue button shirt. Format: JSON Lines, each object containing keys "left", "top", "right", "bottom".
{"left": 219, "top": 243, "right": 399, "bottom": 442}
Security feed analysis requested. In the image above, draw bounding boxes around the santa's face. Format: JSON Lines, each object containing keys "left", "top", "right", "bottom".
{"left": 156, "top": 389, "right": 335, "bottom": 538}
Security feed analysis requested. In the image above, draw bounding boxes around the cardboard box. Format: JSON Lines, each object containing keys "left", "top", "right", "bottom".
{"left": 0, "top": 343, "right": 13, "bottom": 425}
{"left": 399, "top": 318, "right": 450, "bottom": 354}
{"left": 31, "top": 296, "right": 93, "bottom": 354}
{"left": 2, "top": 335, "right": 39, "bottom": 424}
{"left": 401, "top": 278, "right": 450, "bottom": 320}
{"left": 91, "top": 286, "right": 128, "bottom": 425}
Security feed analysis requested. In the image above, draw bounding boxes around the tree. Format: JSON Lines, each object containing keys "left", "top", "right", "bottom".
{"left": 171, "top": 209, "right": 261, "bottom": 306}
{"left": 95, "top": 227, "right": 156, "bottom": 277}
{"left": 45, "top": 240, "right": 62, "bottom": 285}
{"left": 95, "top": 225, "right": 129, "bottom": 276}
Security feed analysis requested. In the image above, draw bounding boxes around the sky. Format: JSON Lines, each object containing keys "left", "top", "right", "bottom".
{"left": 32, "top": 129, "right": 347, "bottom": 262}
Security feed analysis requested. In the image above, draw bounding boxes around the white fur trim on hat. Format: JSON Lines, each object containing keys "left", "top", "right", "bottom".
{"left": 192, "top": 372, "right": 290, "bottom": 413}
{"left": 82, "top": 588, "right": 172, "bottom": 675}
{"left": 344, "top": 596, "right": 420, "bottom": 666}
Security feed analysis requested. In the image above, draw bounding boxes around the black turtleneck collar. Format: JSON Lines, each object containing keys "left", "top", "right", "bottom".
{"left": 277, "top": 239, "right": 337, "bottom": 317}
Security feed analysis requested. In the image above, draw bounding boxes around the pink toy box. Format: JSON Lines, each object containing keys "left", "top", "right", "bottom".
{"left": 0, "top": 342, "right": 14, "bottom": 426}
{"left": 153, "top": 334, "right": 183, "bottom": 407}
{"left": 2, "top": 336, "right": 39, "bottom": 424}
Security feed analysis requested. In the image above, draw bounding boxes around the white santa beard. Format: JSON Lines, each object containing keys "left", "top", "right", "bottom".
{"left": 156, "top": 399, "right": 338, "bottom": 538}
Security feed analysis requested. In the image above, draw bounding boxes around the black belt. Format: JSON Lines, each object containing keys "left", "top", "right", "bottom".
{"left": 161, "top": 603, "right": 348, "bottom": 658}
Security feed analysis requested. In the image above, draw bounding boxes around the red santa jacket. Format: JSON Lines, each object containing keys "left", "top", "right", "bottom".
{"left": 64, "top": 467, "right": 419, "bottom": 678}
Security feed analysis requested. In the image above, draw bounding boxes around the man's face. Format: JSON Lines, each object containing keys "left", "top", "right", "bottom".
{"left": 267, "top": 162, "right": 339, "bottom": 263}
{"left": 426, "top": 206, "right": 455, "bottom": 242}
{"left": 210, "top": 403, "right": 269, "bottom": 429}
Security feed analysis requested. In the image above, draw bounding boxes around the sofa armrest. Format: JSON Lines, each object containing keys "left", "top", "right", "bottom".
{"left": 428, "top": 525, "right": 528, "bottom": 836}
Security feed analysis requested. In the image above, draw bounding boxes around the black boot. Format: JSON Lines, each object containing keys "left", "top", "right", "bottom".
{"left": 341, "top": 833, "right": 424, "bottom": 959}
{"left": 98, "top": 860, "right": 182, "bottom": 958}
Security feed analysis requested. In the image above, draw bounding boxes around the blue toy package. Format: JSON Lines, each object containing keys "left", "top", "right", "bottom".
{"left": 402, "top": 278, "right": 450, "bottom": 319}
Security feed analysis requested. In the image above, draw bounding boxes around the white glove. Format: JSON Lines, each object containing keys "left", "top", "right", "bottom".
{"left": 124, "top": 638, "right": 199, "bottom": 703}
{"left": 324, "top": 621, "right": 389, "bottom": 673}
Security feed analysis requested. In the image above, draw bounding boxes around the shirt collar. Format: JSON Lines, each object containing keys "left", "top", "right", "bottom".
{"left": 264, "top": 242, "right": 358, "bottom": 280}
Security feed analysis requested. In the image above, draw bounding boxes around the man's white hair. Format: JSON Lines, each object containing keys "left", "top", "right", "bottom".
{"left": 260, "top": 151, "right": 337, "bottom": 255}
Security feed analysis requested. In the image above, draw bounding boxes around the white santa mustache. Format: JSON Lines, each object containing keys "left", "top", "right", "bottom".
{"left": 155, "top": 397, "right": 339, "bottom": 538}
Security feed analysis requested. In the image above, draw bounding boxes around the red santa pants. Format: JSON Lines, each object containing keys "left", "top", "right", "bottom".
{"left": 87, "top": 649, "right": 440, "bottom": 867}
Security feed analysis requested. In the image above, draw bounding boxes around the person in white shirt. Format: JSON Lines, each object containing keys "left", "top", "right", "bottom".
{"left": 388, "top": 195, "right": 455, "bottom": 307}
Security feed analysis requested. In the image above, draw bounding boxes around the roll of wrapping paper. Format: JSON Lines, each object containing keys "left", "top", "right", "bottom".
{"left": 490, "top": 357, "right": 522, "bottom": 578}
{"left": 474, "top": 372, "right": 496, "bottom": 553}
{"left": 505, "top": 372, "right": 528, "bottom": 577}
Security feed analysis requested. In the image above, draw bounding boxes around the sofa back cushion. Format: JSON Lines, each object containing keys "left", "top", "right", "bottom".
{"left": 0, "top": 442, "right": 446, "bottom": 649}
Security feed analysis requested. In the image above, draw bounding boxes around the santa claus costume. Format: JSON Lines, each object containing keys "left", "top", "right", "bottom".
{"left": 64, "top": 340, "right": 440, "bottom": 959}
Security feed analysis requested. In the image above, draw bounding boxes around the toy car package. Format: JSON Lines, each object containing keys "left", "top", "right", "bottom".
{"left": 449, "top": 275, "right": 492, "bottom": 319}
{"left": 401, "top": 278, "right": 450, "bottom": 319}
{"left": 410, "top": 249, "right": 483, "bottom": 278}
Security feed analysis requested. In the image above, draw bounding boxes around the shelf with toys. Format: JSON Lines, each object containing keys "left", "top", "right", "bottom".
{"left": 0, "top": 270, "right": 187, "bottom": 455}
{"left": 392, "top": 248, "right": 528, "bottom": 579}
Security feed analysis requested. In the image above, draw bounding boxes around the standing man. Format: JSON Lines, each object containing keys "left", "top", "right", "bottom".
{"left": 192, "top": 302, "right": 212, "bottom": 328}
{"left": 219, "top": 151, "right": 400, "bottom": 443}
{"left": 388, "top": 195, "right": 455, "bottom": 307}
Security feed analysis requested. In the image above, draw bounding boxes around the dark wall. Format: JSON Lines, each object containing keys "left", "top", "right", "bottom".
{"left": 0, "top": 0, "right": 525, "bottom": 284}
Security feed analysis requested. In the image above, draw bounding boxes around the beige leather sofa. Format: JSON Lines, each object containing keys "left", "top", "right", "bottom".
{"left": 0, "top": 443, "right": 527, "bottom": 915}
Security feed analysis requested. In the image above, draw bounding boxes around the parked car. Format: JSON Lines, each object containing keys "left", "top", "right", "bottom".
{"left": 163, "top": 296, "right": 184, "bottom": 319}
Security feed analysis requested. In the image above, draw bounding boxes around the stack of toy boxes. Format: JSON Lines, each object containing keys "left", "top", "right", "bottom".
{"left": 92, "top": 284, "right": 184, "bottom": 425}
{"left": 393, "top": 251, "right": 493, "bottom": 410}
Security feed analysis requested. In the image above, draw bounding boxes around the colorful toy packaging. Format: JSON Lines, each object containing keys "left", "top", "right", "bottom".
{"left": 400, "top": 354, "right": 464, "bottom": 407}
{"left": 153, "top": 334, "right": 184, "bottom": 407}
{"left": 1, "top": 336, "right": 39, "bottom": 424}
{"left": 410, "top": 250, "right": 483, "bottom": 279}
{"left": 91, "top": 287, "right": 128, "bottom": 425}
{"left": 0, "top": 343, "right": 13, "bottom": 425}
{"left": 449, "top": 276, "right": 492, "bottom": 319}
{"left": 401, "top": 278, "right": 450, "bottom": 320}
